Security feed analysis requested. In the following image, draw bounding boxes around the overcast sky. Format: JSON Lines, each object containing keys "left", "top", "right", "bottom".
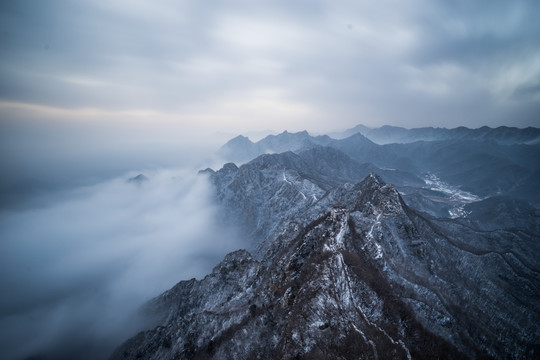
{"left": 1, "top": 0, "right": 539, "bottom": 136}
{"left": 0, "top": 2, "right": 539, "bottom": 358}
{"left": 1, "top": 0, "right": 540, "bottom": 194}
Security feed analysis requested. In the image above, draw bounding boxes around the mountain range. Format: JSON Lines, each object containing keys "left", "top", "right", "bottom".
{"left": 111, "top": 126, "right": 540, "bottom": 359}
{"left": 330, "top": 124, "right": 540, "bottom": 145}
{"left": 220, "top": 127, "right": 540, "bottom": 212}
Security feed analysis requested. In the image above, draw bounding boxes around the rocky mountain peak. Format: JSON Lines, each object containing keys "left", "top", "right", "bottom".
{"left": 363, "top": 172, "right": 385, "bottom": 187}
{"left": 213, "top": 162, "right": 239, "bottom": 181}
{"left": 354, "top": 173, "right": 404, "bottom": 214}
{"left": 109, "top": 129, "right": 539, "bottom": 360}
{"left": 343, "top": 131, "right": 376, "bottom": 144}
{"left": 111, "top": 182, "right": 465, "bottom": 359}
{"left": 316, "top": 173, "right": 405, "bottom": 218}
{"left": 112, "top": 163, "right": 538, "bottom": 359}
{"left": 220, "top": 162, "right": 238, "bottom": 173}
{"left": 212, "top": 249, "right": 255, "bottom": 275}
{"left": 230, "top": 134, "right": 251, "bottom": 143}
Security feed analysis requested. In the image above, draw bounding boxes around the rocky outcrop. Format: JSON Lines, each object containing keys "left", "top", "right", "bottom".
{"left": 111, "top": 173, "right": 539, "bottom": 359}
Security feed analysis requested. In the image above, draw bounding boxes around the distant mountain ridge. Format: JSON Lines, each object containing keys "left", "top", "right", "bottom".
{"left": 220, "top": 130, "right": 333, "bottom": 163}
{"left": 219, "top": 129, "right": 540, "bottom": 208}
{"left": 332, "top": 124, "right": 540, "bottom": 145}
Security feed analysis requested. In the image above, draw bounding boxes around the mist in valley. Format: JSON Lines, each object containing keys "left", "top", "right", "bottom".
{"left": 0, "top": 136, "right": 243, "bottom": 359}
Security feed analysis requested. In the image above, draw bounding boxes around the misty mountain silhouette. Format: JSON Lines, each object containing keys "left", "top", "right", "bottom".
{"left": 333, "top": 124, "right": 540, "bottom": 145}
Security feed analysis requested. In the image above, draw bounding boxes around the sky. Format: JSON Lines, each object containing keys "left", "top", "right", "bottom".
{"left": 2, "top": 0, "right": 539, "bottom": 187}
{"left": 0, "top": 1, "right": 539, "bottom": 358}
{"left": 1, "top": 0, "right": 539, "bottom": 136}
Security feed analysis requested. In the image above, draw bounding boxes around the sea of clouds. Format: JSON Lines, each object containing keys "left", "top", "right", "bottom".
{"left": 0, "top": 167, "right": 243, "bottom": 359}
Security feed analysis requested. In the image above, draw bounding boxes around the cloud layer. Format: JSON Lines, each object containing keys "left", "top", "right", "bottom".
{"left": 1, "top": 0, "right": 539, "bottom": 132}
{"left": 0, "top": 169, "right": 242, "bottom": 359}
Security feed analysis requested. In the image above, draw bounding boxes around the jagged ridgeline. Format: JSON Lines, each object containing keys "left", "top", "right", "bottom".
{"left": 110, "top": 132, "right": 539, "bottom": 360}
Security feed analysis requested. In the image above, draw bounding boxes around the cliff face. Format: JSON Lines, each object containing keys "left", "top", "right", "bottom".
{"left": 110, "top": 172, "right": 539, "bottom": 360}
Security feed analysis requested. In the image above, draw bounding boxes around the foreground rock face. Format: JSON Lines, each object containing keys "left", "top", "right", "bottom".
{"left": 110, "top": 174, "right": 539, "bottom": 360}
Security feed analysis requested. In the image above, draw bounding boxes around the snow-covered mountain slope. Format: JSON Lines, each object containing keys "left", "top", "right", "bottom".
{"left": 202, "top": 147, "right": 423, "bottom": 253}
{"left": 111, "top": 171, "right": 539, "bottom": 360}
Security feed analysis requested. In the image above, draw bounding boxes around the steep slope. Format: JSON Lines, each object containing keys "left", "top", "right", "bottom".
{"left": 111, "top": 174, "right": 539, "bottom": 360}
{"left": 460, "top": 196, "right": 540, "bottom": 233}
{"left": 331, "top": 138, "right": 540, "bottom": 205}
{"left": 202, "top": 147, "right": 422, "bottom": 252}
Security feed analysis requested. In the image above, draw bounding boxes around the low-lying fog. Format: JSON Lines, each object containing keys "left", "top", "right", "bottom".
{"left": 0, "top": 128, "right": 245, "bottom": 359}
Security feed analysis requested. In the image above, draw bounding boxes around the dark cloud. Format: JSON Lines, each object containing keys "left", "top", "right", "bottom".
{"left": 512, "top": 81, "right": 540, "bottom": 100}
{"left": 412, "top": 1, "right": 539, "bottom": 63}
